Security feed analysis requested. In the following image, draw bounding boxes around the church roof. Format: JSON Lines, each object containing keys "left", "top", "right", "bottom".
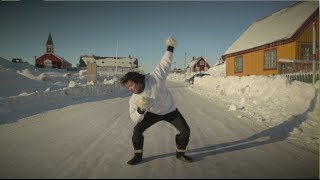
{"left": 46, "top": 33, "right": 53, "bottom": 45}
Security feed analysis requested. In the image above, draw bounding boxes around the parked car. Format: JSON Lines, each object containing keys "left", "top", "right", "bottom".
{"left": 186, "top": 73, "right": 210, "bottom": 84}
{"left": 11, "top": 58, "right": 23, "bottom": 63}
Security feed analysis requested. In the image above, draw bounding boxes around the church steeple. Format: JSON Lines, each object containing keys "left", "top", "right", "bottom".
{"left": 46, "top": 32, "right": 54, "bottom": 53}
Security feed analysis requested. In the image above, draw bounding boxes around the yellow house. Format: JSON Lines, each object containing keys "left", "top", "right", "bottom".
{"left": 222, "top": 1, "right": 319, "bottom": 76}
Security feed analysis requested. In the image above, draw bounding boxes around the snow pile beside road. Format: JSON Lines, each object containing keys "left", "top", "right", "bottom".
{"left": 190, "top": 75, "right": 316, "bottom": 125}
{"left": 167, "top": 72, "right": 187, "bottom": 82}
{"left": 207, "top": 63, "right": 226, "bottom": 77}
{"left": 168, "top": 62, "right": 318, "bottom": 152}
{"left": 189, "top": 75, "right": 318, "bottom": 152}
{"left": 167, "top": 63, "right": 226, "bottom": 82}
{"left": 17, "top": 68, "right": 50, "bottom": 81}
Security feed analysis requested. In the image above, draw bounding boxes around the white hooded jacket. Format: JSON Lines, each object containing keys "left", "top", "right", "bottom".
{"left": 129, "top": 51, "right": 176, "bottom": 123}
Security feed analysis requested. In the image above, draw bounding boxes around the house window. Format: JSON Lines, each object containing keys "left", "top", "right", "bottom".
{"left": 234, "top": 56, "right": 243, "bottom": 73}
{"left": 200, "top": 60, "right": 204, "bottom": 65}
{"left": 264, "top": 49, "right": 276, "bottom": 69}
{"left": 300, "top": 44, "right": 318, "bottom": 61}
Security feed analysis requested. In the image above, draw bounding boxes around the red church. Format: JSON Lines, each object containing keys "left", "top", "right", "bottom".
{"left": 35, "top": 33, "right": 72, "bottom": 69}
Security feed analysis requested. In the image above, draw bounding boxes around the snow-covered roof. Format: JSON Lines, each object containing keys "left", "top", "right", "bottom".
{"left": 224, "top": 1, "right": 319, "bottom": 56}
{"left": 37, "top": 53, "right": 71, "bottom": 65}
{"left": 81, "top": 56, "right": 137, "bottom": 68}
{"left": 186, "top": 57, "right": 205, "bottom": 68}
{"left": 53, "top": 53, "right": 71, "bottom": 64}
{"left": 279, "top": 58, "right": 314, "bottom": 63}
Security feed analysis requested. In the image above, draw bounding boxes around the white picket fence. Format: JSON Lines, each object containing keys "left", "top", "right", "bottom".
{"left": 282, "top": 73, "right": 319, "bottom": 83}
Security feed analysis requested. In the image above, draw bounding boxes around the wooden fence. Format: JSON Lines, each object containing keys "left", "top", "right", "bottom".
{"left": 282, "top": 73, "right": 319, "bottom": 83}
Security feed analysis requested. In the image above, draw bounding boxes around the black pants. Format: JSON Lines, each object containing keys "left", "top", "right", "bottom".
{"left": 132, "top": 108, "right": 190, "bottom": 151}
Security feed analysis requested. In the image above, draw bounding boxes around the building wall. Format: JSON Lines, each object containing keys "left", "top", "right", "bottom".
{"left": 297, "top": 16, "right": 319, "bottom": 43}
{"left": 97, "top": 66, "right": 138, "bottom": 72}
{"left": 225, "top": 8, "right": 319, "bottom": 77}
{"left": 79, "top": 56, "right": 138, "bottom": 69}
{"left": 36, "top": 54, "right": 71, "bottom": 69}
{"left": 226, "top": 42, "right": 298, "bottom": 76}
{"left": 192, "top": 59, "right": 210, "bottom": 72}
{"left": 226, "top": 15, "right": 319, "bottom": 77}
{"left": 297, "top": 16, "right": 319, "bottom": 60}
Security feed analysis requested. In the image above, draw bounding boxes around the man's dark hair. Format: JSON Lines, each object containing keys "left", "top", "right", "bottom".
{"left": 120, "top": 72, "right": 145, "bottom": 85}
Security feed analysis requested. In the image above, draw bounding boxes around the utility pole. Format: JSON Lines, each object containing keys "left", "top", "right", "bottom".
{"left": 184, "top": 52, "right": 187, "bottom": 71}
{"left": 312, "top": 22, "right": 316, "bottom": 84}
{"left": 115, "top": 40, "right": 118, "bottom": 74}
{"left": 204, "top": 48, "right": 207, "bottom": 71}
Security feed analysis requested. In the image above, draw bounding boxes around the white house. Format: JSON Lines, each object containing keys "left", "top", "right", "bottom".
{"left": 79, "top": 55, "right": 140, "bottom": 73}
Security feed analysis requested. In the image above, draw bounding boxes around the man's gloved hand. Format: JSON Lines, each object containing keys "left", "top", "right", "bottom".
{"left": 166, "top": 36, "right": 176, "bottom": 53}
{"left": 136, "top": 96, "right": 155, "bottom": 114}
{"left": 166, "top": 36, "right": 177, "bottom": 48}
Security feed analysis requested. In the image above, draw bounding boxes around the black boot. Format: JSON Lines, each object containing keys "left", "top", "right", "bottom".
{"left": 176, "top": 152, "right": 193, "bottom": 163}
{"left": 127, "top": 153, "right": 143, "bottom": 165}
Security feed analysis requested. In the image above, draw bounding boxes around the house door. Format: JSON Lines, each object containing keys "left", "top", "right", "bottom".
{"left": 44, "top": 59, "right": 52, "bottom": 68}
{"left": 57, "top": 62, "right": 62, "bottom": 69}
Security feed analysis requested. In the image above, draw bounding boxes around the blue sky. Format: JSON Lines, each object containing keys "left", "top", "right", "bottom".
{"left": 0, "top": 1, "right": 295, "bottom": 73}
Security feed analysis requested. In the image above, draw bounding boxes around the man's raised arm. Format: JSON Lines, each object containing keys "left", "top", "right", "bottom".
{"left": 151, "top": 37, "right": 177, "bottom": 80}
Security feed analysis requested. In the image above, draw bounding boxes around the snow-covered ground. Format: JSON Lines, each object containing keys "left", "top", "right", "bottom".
{"left": 0, "top": 57, "right": 318, "bottom": 178}
{"left": 0, "top": 57, "right": 129, "bottom": 124}
{"left": 168, "top": 63, "right": 319, "bottom": 153}
{"left": 1, "top": 57, "right": 319, "bottom": 151}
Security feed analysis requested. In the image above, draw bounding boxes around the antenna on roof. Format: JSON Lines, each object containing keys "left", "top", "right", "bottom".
{"left": 204, "top": 48, "right": 207, "bottom": 71}
{"left": 205, "top": 48, "right": 207, "bottom": 60}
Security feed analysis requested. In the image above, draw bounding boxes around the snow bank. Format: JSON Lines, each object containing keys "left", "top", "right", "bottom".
{"left": 188, "top": 75, "right": 318, "bottom": 152}
{"left": 167, "top": 63, "right": 226, "bottom": 82}
{"left": 17, "top": 69, "right": 50, "bottom": 81}
{"left": 167, "top": 62, "right": 318, "bottom": 152}
{"left": 190, "top": 75, "right": 316, "bottom": 126}
{"left": 207, "top": 63, "right": 226, "bottom": 77}
{"left": 0, "top": 82, "right": 129, "bottom": 124}
{"left": 167, "top": 72, "right": 187, "bottom": 82}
